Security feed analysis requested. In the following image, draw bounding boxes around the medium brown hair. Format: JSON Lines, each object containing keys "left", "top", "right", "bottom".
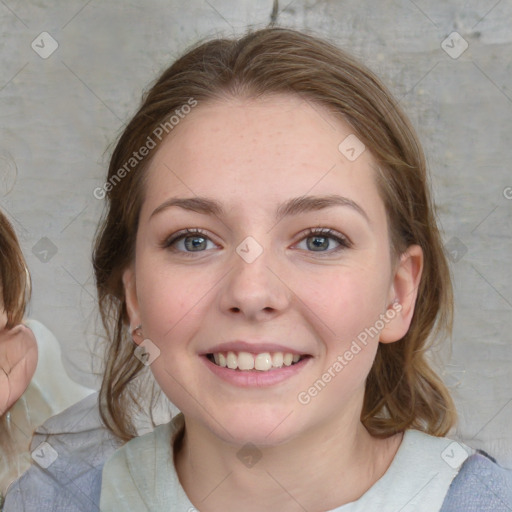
{"left": 0, "top": 210, "right": 31, "bottom": 456}
{"left": 0, "top": 211, "right": 30, "bottom": 327}
{"left": 94, "top": 26, "right": 456, "bottom": 442}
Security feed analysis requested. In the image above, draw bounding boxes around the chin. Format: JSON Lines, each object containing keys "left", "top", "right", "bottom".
{"left": 211, "top": 405, "right": 302, "bottom": 447}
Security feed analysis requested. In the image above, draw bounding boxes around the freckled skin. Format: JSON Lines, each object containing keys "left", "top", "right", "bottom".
{"left": 123, "top": 94, "right": 423, "bottom": 511}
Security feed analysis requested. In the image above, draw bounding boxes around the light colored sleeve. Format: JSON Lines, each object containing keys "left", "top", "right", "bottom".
{"left": 25, "top": 318, "right": 94, "bottom": 416}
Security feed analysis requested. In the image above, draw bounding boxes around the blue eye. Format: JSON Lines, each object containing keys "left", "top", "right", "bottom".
{"left": 163, "top": 229, "right": 216, "bottom": 254}
{"left": 163, "top": 227, "right": 351, "bottom": 256}
{"left": 296, "top": 228, "right": 351, "bottom": 254}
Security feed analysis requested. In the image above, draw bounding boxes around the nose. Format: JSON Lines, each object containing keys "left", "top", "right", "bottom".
{"left": 219, "top": 239, "right": 291, "bottom": 322}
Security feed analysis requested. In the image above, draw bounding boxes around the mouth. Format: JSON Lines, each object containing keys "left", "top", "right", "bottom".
{"left": 205, "top": 351, "right": 311, "bottom": 372}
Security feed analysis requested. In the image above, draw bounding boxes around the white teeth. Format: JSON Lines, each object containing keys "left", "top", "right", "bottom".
{"left": 227, "top": 351, "right": 237, "bottom": 369}
{"left": 211, "top": 351, "right": 304, "bottom": 371}
{"left": 272, "top": 352, "right": 283, "bottom": 367}
{"left": 255, "top": 353, "right": 272, "bottom": 371}
{"left": 237, "top": 351, "right": 255, "bottom": 370}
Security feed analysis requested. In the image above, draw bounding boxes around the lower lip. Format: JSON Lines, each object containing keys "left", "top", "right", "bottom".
{"left": 201, "top": 355, "right": 311, "bottom": 387}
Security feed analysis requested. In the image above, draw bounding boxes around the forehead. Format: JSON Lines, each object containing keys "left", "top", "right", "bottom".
{"left": 141, "top": 94, "right": 384, "bottom": 223}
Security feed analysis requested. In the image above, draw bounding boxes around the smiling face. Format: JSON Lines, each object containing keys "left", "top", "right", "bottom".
{"left": 123, "top": 93, "right": 422, "bottom": 446}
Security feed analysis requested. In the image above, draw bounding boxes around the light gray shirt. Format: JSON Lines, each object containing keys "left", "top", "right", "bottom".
{"left": 100, "top": 413, "right": 474, "bottom": 512}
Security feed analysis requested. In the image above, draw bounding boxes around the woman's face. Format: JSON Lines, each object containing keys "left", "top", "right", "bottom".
{"left": 124, "top": 94, "right": 422, "bottom": 445}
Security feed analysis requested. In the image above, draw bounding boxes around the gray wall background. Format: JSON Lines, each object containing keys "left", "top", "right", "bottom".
{"left": 1, "top": 0, "right": 511, "bottom": 464}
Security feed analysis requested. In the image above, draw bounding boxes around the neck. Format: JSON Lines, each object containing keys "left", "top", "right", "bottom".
{"left": 174, "top": 410, "right": 402, "bottom": 512}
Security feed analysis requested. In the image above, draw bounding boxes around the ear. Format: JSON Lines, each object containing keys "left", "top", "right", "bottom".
{"left": 122, "top": 266, "right": 142, "bottom": 337}
{"left": 380, "top": 244, "right": 423, "bottom": 344}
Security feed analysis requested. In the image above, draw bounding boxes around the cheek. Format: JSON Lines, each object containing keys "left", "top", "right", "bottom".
{"left": 298, "top": 270, "right": 385, "bottom": 400}
{"left": 136, "top": 271, "right": 173, "bottom": 333}
{"left": 299, "top": 265, "right": 388, "bottom": 342}
{"left": 134, "top": 257, "right": 212, "bottom": 344}
{"left": 134, "top": 263, "right": 206, "bottom": 404}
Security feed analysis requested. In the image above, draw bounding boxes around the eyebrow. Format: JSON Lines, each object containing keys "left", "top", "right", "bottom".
{"left": 150, "top": 194, "right": 370, "bottom": 223}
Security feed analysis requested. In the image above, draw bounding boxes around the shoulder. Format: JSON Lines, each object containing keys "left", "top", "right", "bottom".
{"left": 100, "top": 420, "right": 179, "bottom": 511}
{"left": 103, "top": 421, "right": 172, "bottom": 474}
{"left": 399, "top": 428, "right": 474, "bottom": 467}
{"left": 3, "top": 393, "right": 122, "bottom": 512}
{"left": 440, "top": 450, "right": 512, "bottom": 512}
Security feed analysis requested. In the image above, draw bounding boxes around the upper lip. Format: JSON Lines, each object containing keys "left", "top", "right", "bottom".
{"left": 201, "top": 341, "right": 311, "bottom": 356}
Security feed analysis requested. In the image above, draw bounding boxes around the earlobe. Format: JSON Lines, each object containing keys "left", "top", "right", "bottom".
{"left": 122, "top": 266, "right": 141, "bottom": 333}
{"left": 380, "top": 244, "right": 424, "bottom": 344}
